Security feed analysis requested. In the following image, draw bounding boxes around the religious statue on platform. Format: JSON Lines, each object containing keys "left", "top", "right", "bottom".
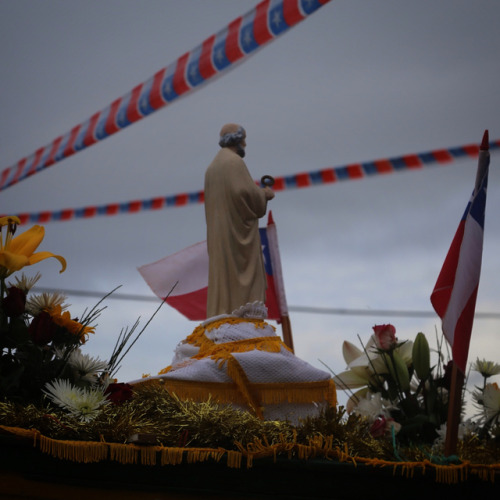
{"left": 132, "top": 125, "right": 333, "bottom": 423}
{"left": 204, "top": 123, "right": 275, "bottom": 318}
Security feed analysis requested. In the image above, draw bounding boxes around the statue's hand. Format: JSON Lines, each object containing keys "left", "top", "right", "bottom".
{"left": 263, "top": 187, "right": 275, "bottom": 200}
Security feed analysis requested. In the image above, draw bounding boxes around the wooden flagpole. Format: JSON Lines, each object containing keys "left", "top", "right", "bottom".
{"left": 280, "top": 314, "right": 294, "bottom": 353}
{"left": 444, "top": 361, "right": 464, "bottom": 455}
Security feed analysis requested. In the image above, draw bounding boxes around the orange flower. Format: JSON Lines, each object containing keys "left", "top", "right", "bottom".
{"left": 48, "top": 304, "right": 95, "bottom": 343}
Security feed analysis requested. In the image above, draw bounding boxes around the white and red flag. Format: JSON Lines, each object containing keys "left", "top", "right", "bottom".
{"left": 138, "top": 212, "right": 287, "bottom": 321}
{"left": 430, "top": 130, "right": 490, "bottom": 373}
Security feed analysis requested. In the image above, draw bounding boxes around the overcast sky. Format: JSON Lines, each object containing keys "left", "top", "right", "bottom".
{"left": 1, "top": 1, "right": 499, "bottom": 411}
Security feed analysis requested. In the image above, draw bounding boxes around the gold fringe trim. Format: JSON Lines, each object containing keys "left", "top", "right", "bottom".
{"left": 135, "top": 378, "right": 336, "bottom": 409}
{"left": 39, "top": 434, "right": 108, "bottom": 463}
{"left": 254, "top": 379, "right": 337, "bottom": 407}
{"left": 160, "top": 447, "right": 185, "bottom": 466}
{"left": 225, "top": 353, "right": 263, "bottom": 418}
{"left": 2, "top": 424, "right": 500, "bottom": 483}
{"left": 227, "top": 449, "right": 242, "bottom": 468}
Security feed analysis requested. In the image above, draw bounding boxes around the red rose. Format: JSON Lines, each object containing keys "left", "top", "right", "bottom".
{"left": 372, "top": 324, "right": 397, "bottom": 351}
{"left": 28, "top": 311, "right": 58, "bottom": 345}
{"left": 2, "top": 287, "right": 26, "bottom": 317}
{"left": 105, "top": 382, "right": 134, "bottom": 404}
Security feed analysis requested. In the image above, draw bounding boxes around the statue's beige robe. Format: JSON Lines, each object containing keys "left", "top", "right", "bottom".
{"left": 204, "top": 148, "right": 268, "bottom": 317}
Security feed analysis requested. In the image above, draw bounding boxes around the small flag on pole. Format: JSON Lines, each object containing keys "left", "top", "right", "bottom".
{"left": 139, "top": 240, "right": 209, "bottom": 321}
{"left": 430, "top": 130, "right": 490, "bottom": 373}
{"left": 138, "top": 212, "right": 286, "bottom": 322}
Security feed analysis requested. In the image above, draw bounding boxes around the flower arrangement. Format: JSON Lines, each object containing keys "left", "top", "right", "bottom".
{"left": 330, "top": 324, "right": 500, "bottom": 449}
{"left": 0, "top": 216, "right": 134, "bottom": 420}
{"left": 330, "top": 324, "right": 450, "bottom": 444}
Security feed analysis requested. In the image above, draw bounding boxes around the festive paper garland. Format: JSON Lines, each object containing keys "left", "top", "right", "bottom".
{"left": 0, "top": 0, "right": 331, "bottom": 193}
{"left": 8, "top": 138, "right": 499, "bottom": 225}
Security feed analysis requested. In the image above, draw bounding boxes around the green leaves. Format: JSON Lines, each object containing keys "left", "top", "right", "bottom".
{"left": 412, "top": 332, "right": 430, "bottom": 381}
{"left": 387, "top": 351, "right": 410, "bottom": 393}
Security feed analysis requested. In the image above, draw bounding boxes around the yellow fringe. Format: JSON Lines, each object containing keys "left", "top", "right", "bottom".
{"left": 39, "top": 434, "right": 108, "bottom": 463}
{"left": 255, "top": 379, "right": 337, "bottom": 406}
{"left": 108, "top": 442, "right": 139, "bottom": 464}
{"left": 186, "top": 448, "right": 223, "bottom": 464}
{"left": 135, "top": 378, "right": 336, "bottom": 412}
{"left": 227, "top": 449, "right": 243, "bottom": 468}
{"left": 3, "top": 424, "right": 500, "bottom": 483}
{"left": 140, "top": 446, "right": 163, "bottom": 466}
{"left": 2, "top": 425, "right": 495, "bottom": 480}
{"left": 225, "top": 355, "right": 263, "bottom": 418}
{"left": 160, "top": 447, "right": 184, "bottom": 465}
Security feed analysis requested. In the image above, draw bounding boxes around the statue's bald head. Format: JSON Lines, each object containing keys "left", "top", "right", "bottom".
{"left": 219, "top": 124, "right": 246, "bottom": 157}
{"left": 220, "top": 123, "right": 242, "bottom": 137}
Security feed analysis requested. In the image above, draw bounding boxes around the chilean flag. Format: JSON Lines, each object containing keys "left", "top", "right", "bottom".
{"left": 430, "top": 130, "right": 490, "bottom": 373}
{"left": 138, "top": 212, "right": 287, "bottom": 321}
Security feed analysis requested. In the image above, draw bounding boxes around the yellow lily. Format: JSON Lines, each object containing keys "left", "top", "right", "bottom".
{"left": 0, "top": 217, "right": 66, "bottom": 278}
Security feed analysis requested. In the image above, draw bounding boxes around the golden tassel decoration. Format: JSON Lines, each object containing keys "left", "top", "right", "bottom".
{"left": 226, "top": 450, "right": 242, "bottom": 468}
{"left": 160, "top": 447, "right": 184, "bottom": 466}
{"left": 140, "top": 446, "right": 161, "bottom": 466}
{"left": 38, "top": 434, "right": 108, "bottom": 463}
{"left": 108, "top": 442, "right": 139, "bottom": 465}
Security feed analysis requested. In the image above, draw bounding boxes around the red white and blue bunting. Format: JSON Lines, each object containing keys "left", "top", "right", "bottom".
{"left": 8, "top": 138, "right": 499, "bottom": 225}
{"left": 0, "top": 0, "right": 331, "bottom": 192}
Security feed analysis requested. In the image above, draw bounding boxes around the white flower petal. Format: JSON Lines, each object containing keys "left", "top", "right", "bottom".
{"left": 68, "top": 349, "right": 108, "bottom": 378}
{"left": 333, "top": 369, "right": 369, "bottom": 390}
{"left": 44, "top": 378, "right": 109, "bottom": 421}
{"left": 342, "top": 341, "right": 363, "bottom": 365}
{"left": 348, "top": 353, "right": 371, "bottom": 369}
{"left": 473, "top": 358, "right": 500, "bottom": 378}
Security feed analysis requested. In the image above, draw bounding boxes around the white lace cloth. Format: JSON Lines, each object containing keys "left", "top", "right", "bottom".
{"left": 130, "top": 318, "right": 334, "bottom": 423}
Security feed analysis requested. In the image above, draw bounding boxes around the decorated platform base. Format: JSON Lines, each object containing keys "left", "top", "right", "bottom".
{"left": 1, "top": 417, "right": 500, "bottom": 499}
{"left": 130, "top": 315, "right": 336, "bottom": 423}
{"left": 2, "top": 375, "right": 500, "bottom": 498}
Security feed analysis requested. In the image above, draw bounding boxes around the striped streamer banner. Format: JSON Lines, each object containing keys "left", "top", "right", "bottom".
{"left": 8, "top": 138, "right": 499, "bottom": 225}
{"left": 0, "top": 0, "right": 331, "bottom": 193}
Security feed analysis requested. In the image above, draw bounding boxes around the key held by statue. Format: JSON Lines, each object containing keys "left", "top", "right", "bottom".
{"left": 261, "top": 175, "right": 275, "bottom": 187}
